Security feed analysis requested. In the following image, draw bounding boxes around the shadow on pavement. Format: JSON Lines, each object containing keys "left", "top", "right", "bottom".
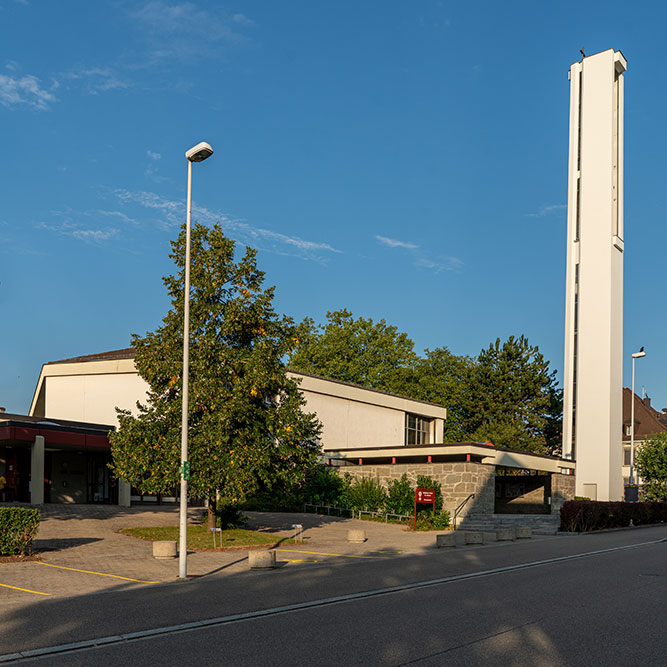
{"left": 32, "top": 537, "right": 102, "bottom": 553}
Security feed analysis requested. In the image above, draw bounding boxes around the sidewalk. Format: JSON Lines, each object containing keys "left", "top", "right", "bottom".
{"left": 0, "top": 504, "right": 556, "bottom": 602}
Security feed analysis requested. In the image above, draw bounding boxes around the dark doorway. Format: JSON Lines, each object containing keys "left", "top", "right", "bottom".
{"left": 86, "top": 453, "right": 114, "bottom": 503}
{"left": 494, "top": 469, "right": 552, "bottom": 514}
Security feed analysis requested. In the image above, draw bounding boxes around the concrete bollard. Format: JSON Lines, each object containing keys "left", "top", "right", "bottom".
{"left": 347, "top": 529, "right": 366, "bottom": 543}
{"left": 436, "top": 533, "right": 456, "bottom": 548}
{"left": 248, "top": 550, "right": 276, "bottom": 570}
{"left": 153, "top": 540, "right": 177, "bottom": 559}
{"left": 496, "top": 528, "right": 516, "bottom": 541}
{"left": 464, "top": 532, "right": 484, "bottom": 545}
{"left": 516, "top": 527, "right": 532, "bottom": 539}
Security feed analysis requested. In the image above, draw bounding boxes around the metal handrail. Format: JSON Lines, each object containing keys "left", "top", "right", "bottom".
{"left": 453, "top": 494, "right": 475, "bottom": 531}
{"left": 303, "top": 503, "right": 410, "bottom": 523}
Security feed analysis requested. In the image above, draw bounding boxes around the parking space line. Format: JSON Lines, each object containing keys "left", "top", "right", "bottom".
{"left": 274, "top": 549, "right": 390, "bottom": 560}
{"left": 34, "top": 562, "right": 159, "bottom": 584}
{"left": 0, "top": 582, "right": 50, "bottom": 596}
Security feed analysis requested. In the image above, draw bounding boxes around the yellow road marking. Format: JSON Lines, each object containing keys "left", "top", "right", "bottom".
{"left": 35, "top": 562, "right": 159, "bottom": 584}
{"left": 283, "top": 559, "right": 319, "bottom": 564}
{"left": 0, "top": 582, "right": 50, "bottom": 596}
{"left": 274, "top": 549, "right": 389, "bottom": 560}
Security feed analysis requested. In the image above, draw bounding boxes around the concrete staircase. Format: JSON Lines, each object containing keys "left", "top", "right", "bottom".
{"left": 456, "top": 513, "right": 561, "bottom": 534}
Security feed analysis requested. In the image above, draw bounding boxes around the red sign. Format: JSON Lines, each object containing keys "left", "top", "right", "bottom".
{"left": 415, "top": 488, "right": 435, "bottom": 503}
{"left": 414, "top": 488, "right": 436, "bottom": 530}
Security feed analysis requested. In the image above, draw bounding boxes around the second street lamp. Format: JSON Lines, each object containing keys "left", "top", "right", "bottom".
{"left": 629, "top": 346, "right": 646, "bottom": 487}
{"left": 179, "top": 141, "right": 214, "bottom": 580}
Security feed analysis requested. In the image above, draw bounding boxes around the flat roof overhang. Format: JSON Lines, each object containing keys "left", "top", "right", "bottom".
{"left": 0, "top": 421, "right": 111, "bottom": 450}
{"left": 325, "top": 442, "right": 576, "bottom": 474}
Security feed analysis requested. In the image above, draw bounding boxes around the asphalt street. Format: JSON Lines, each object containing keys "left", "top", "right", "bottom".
{"left": 1, "top": 525, "right": 666, "bottom": 666}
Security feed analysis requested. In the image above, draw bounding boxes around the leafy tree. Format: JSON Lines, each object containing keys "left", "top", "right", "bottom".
{"left": 290, "top": 312, "right": 563, "bottom": 452}
{"left": 463, "top": 335, "right": 562, "bottom": 454}
{"left": 635, "top": 432, "right": 667, "bottom": 501}
{"left": 290, "top": 309, "right": 420, "bottom": 393}
{"left": 109, "top": 223, "right": 322, "bottom": 527}
{"left": 410, "top": 347, "right": 476, "bottom": 442}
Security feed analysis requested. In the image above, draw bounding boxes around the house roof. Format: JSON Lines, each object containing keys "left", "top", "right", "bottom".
{"left": 47, "top": 348, "right": 135, "bottom": 365}
{"left": 622, "top": 387, "right": 667, "bottom": 442}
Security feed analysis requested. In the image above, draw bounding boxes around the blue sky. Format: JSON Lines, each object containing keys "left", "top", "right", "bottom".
{"left": 1, "top": 1, "right": 666, "bottom": 414}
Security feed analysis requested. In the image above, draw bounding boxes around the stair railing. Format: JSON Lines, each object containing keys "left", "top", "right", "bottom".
{"left": 453, "top": 493, "right": 475, "bottom": 531}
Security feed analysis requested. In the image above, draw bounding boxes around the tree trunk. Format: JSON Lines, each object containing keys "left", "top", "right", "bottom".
{"left": 207, "top": 496, "right": 217, "bottom": 531}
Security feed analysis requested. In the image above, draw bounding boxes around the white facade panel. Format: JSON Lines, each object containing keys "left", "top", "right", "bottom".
{"left": 45, "top": 373, "right": 149, "bottom": 427}
{"left": 31, "top": 360, "right": 446, "bottom": 453}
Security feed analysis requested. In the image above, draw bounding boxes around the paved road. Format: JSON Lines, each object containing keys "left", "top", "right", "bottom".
{"left": 1, "top": 523, "right": 666, "bottom": 665}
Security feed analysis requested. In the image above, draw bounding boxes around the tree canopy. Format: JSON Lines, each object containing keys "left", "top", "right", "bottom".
{"left": 109, "top": 223, "right": 322, "bottom": 512}
{"left": 465, "top": 336, "right": 563, "bottom": 454}
{"left": 290, "top": 309, "right": 420, "bottom": 392}
{"left": 635, "top": 432, "right": 667, "bottom": 501}
{"left": 289, "top": 312, "right": 562, "bottom": 453}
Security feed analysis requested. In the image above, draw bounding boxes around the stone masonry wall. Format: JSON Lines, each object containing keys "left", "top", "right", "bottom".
{"left": 552, "top": 473, "right": 575, "bottom": 512}
{"left": 337, "top": 462, "right": 495, "bottom": 518}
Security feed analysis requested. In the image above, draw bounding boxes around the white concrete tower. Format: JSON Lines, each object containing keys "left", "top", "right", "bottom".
{"left": 562, "top": 48, "right": 626, "bottom": 501}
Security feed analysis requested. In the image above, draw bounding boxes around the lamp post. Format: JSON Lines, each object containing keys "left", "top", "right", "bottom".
{"left": 179, "top": 141, "right": 214, "bottom": 580}
{"left": 629, "top": 346, "right": 646, "bottom": 487}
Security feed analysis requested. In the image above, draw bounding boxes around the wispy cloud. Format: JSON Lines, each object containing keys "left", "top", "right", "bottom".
{"left": 112, "top": 188, "right": 340, "bottom": 261}
{"left": 232, "top": 13, "right": 254, "bottom": 26}
{"left": 147, "top": 150, "right": 161, "bottom": 160}
{"left": 129, "top": 2, "right": 251, "bottom": 62}
{"left": 376, "top": 235, "right": 419, "bottom": 250}
{"left": 37, "top": 206, "right": 141, "bottom": 243}
{"left": 526, "top": 204, "right": 567, "bottom": 218}
{"left": 38, "top": 221, "right": 119, "bottom": 244}
{"left": 0, "top": 73, "right": 56, "bottom": 110}
{"left": 60, "top": 67, "right": 129, "bottom": 94}
{"left": 96, "top": 210, "right": 139, "bottom": 225}
{"left": 375, "top": 233, "right": 462, "bottom": 273}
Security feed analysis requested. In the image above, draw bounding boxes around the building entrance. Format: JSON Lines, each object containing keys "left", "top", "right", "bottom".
{"left": 494, "top": 468, "right": 552, "bottom": 514}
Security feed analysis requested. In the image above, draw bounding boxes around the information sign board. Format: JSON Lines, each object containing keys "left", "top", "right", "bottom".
{"left": 414, "top": 487, "right": 436, "bottom": 530}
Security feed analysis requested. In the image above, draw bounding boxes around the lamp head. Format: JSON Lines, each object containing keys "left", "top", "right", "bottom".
{"left": 185, "top": 142, "right": 214, "bottom": 162}
{"left": 632, "top": 346, "right": 646, "bottom": 359}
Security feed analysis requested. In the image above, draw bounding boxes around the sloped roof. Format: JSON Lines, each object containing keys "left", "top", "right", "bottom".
{"left": 622, "top": 387, "right": 667, "bottom": 441}
{"left": 47, "top": 348, "right": 135, "bottom": 365}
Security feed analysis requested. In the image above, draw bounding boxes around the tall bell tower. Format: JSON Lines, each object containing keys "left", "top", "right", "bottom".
{"left": 562, "top": 49, "right": 626, "bottom": 501}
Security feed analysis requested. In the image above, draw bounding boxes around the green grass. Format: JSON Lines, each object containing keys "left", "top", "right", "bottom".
{"left": 119, "top": 526, "right": 292, "bottom": 550}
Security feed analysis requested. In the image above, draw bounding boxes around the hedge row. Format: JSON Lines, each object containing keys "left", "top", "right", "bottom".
{"left": 0, "top": 508, "right": 41, "bottom": 556}
{"left": 560, "top": 500, "right": 667, "bottom": 532}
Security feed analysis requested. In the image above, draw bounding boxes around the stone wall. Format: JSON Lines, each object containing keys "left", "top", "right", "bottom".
{"left": 552, "top": 473, "right": 575, "bottom": 512}
{"left": 337, "top": 462, "right": 495, "bottom": 518}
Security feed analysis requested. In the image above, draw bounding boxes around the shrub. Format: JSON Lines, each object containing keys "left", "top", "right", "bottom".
{"left": 343, "top": 476, "right": 387, "bottom": 512}
{"left": 215, "top": 505, "right": 247, "bottom": 529}
{"left": 302, "top": 465, "right": 350, "bottom": 506}
{"left": 385, "top": 474, "right": 414, "bottom": 516}
{"left": 416, "top": 510, "right": 451, "bottom": 531}
{"left": 416, "top": 474, "right": 444, "bottom": 512}
{"left": 560, "top": 500, "right": 667, "bottom": 532}
{"left": 0, "top": 508, "right": 41, "bottom": 556}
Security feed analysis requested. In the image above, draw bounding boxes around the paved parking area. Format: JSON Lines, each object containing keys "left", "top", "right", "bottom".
{"left": 0, "top": 504, "right": 556, "bottom": 603}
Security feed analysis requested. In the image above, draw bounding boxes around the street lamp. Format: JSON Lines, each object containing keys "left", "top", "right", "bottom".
{"left": 629, "top": 346, "right": 646, "bottom": 486}
{"left": 179, "top": 141, "right": 214, "bottom": 580}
